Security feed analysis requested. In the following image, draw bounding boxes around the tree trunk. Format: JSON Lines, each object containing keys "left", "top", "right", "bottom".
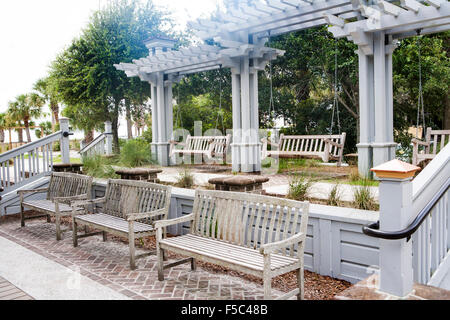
{"left": 17, "top": 128, "right": 23, "bottom": 143}
{"left": 24, "top": 121, "right": 32, "bottom": 143}
{"left": 126, "top": 103, "right": 133, "bottom": 139}
{"left": 52, "top": 103, "right": 60, "bottom": 132}
{"left": 112, "top": 101, "right": 120, "bottom": 154}
{"left": 84, "top": 130, "right": 94, "bottom": 144}
{"left": 0, "top": 129, "right": 4, "bottom": 143}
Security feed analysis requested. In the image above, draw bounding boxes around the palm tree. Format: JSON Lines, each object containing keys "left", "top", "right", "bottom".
{"left": 0, "top": 113, "right": 7, "bottom": 143}
{"left": 8, "top": 94, "right": 45, "bottom": 143}
{"left": 34, "top": 77, "right": 60, "bottom": 132}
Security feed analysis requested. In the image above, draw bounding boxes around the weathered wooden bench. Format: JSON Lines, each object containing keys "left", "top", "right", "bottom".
{"left": 169, "top": 134, "right": 231, "bottom": 162}
{"left": 18, "top": 172, "right": 93, "bottom": 240}
{"left": 262, "top": 133, "right": 346, "bottom": 166}
{"left": 412, "top": 128, "right": 450, "bottom": 166}
{"left": 155, "top": 190, "right": 309, "bottom": 300}
{"left": 71, "top": 179, "right": 171, "bottom": 269}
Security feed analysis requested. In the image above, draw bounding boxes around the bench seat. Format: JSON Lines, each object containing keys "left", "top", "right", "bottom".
{"left": 159, "top": 234, "right": 298, "bottom": 272}
{"left": 76, "top": 213, "right": 155, "bottom": 234}
{"left": 23, "top": 200, "right": 82, "bottom": 214}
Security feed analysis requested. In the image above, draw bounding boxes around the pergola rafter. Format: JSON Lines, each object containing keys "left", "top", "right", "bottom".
{"left": 115, "top": 0, "right": 449, "bottom": 174}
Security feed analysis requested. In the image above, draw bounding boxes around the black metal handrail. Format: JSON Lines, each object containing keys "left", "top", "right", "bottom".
{"left": 363, "top": 178, "right": 450, "bottom": 241}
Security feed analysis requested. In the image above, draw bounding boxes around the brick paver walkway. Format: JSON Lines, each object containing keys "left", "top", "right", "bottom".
{"left": 0, "top": 218, "right": 287, "bottom": 300}
{"left": 0, "top": 277, "right": 33, "bottom": 300}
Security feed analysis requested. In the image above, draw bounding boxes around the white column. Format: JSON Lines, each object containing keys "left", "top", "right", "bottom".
{"left": 372, "top": 32, "right": 397, "bottom": 167}
{"left": 357, "top": 48, "right": 374, "bottom": 177}
{"left": 249, "top": 67, "right": 261, "bottom": 172}
{"left": 240, "top": 57, "right": 252, "bottom": 173}
{"left": 165, "top": 81, "right": 174, "bottom": 165}
{"left": 151, "top": 83, "right": 158, "bottom": 159}
{"left": 59, "top": 117, "right": 70, "bottom": 164}
{"left": 156, "top": 72, "right": 169, "bottom": 166}
{"left": 231, "top": 70, "right": 241, "bottom": 173}
{"left": 105, "top": 121, "right": 112, "bottom": 156}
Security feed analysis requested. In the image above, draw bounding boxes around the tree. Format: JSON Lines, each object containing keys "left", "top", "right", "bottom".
{"left": 0, "top": 113, "right": 6, "bottom": 143}
{"left": 8, "top": 93, "right": 45, "bottom": 143}
{"left": 35, "top": 121, "right": 53, "bottom": 139}
{"left": 34, "top": 77, "right": 61, "bottom": 132}
{"left": 50, "top": 0, "right": 175, "bottom": 153}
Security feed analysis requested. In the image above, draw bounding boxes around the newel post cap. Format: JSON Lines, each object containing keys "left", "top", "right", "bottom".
{"left": 371, "top": 159, "right": 420, "bottom": 180}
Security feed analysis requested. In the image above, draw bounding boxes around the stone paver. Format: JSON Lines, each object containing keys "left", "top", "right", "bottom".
{"left": 0, "top": 277, "right": 33, "bottom": 300}
{"left": 0, "top": 218, "right": 287, "bottom": 300}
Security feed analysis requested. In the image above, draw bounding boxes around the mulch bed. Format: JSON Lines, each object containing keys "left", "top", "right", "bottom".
{"left": 1, "top": 213, "right": 351, "bottom": 300}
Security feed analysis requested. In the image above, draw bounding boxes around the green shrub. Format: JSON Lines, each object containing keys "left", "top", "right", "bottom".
{"left": 176, "top": 169, "right": 194, "bottom": 189}
{"left": 142, "top": 128, "right": 152, "bottom": 145}
{"left": 353, "top": 179, "right": 378, "bottom": 210}
{"left": 327, "top": 182, "right": 342, "bottom": 206}
{"left": 53, "top": 141, "right": 60, "bottom": 152}
{"left": 287, "top": 175, "right": 312, "bottom": 201}
{"left": 82, "top": 155, "right": 119, "bottom": 179}
{"left": 120, "top": 138, "right": 152, "bottom": 167}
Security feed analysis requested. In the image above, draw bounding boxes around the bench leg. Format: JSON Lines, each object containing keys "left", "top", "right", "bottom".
{"left": 157, "top": 245, "right": 164, "bottom": 281}
{"left": 129, "top": 231, "right": 136, "bottom": 270}
{"left": 55, "top": 214, "right": 62, "bottom": 241}
{"left": 20, "top": 204, "right": 25, "bottom": 227}
{"left": 191, "top": 258, "right": 197, "bottom": 271}
{"left": 47, "top": 214, "right": 51, "bottom": 223}
{"left": 73, "top": 220, "right": 78, "bottom": 247}
{"left": 263, "top": 255, "right": 272, "bottom": 300}
{"left": 102, "top": 231, "right": 107, "bottom": 242}
{"left": 297, "top": 266, "right": 304, "bottom": 300}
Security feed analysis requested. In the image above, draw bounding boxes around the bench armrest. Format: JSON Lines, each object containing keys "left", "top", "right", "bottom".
{"left": 259, "top": 232, "right": 306, "bottom": 255}
{"left": 127, "top": 208, "right": 168, "bottom": 222}
{"left": 71, "top": 197, "right": 106, "bottom": 208}
{"left": 169, "top": 140, "right": 186, "bottom": 147}
{"left": 154, "top": 213, "right": 195, "bottom": 229}
{"left": 54, "top": 193, "right": 89, "bottom": 204}
{"left": 324, "top": 139, "right": 344, "bottom": 148}
{"left": 411, "top": 138, "right": 430, "bottom": 147}
{"left": 17, "top": 188, "right": 48, "bottom": 196}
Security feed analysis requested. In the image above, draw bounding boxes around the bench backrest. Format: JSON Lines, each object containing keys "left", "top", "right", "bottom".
{"left": 185, "top": 135, "right": 231, "bottom": 153}
{"left": 103, "top": 179, "right": 171, "bottom": 224}
{"left": 425, "top": 129, "right": 450, "bottom": 155}
{"left": 279, "top": 133, "right": 346, "bottom": 157}
{"left": 47, "top": 172, "right": 93, "bottom": 201}
{"left": 190, "top": 190, "right": 309, "bottom": 257}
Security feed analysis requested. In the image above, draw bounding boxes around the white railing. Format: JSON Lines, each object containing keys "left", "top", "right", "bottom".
{"left": 79, "top": 134, "right": 107, "bottom": 158}
{"left": 79, "top": 121, "right": 112, "bottom": 158}
{"left": 0, "top": 131, "right": 62, "bottom": 195}
{"left": 412, "top": 143, "right": 450, "bottom": 286}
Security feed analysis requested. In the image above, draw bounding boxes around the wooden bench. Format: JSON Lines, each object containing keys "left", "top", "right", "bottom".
{"left": 71, "top": 179, "right": 171, "bottom": 269}
{"left": 155, "top": 190, "right": 309, "bottom": 300}
{"left": 169, "top": 134, "right": 231, "bottom": 162}
{"left": 262, "top": 133, "right": 346, "bottom": 166}
{"left": 18, "top": 172, "right": 93, "bottom": 241}
{"left": 412, "top": 128, "right": 450, "bottom": 166}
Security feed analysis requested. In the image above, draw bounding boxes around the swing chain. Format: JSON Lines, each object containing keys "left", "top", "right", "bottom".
{"left": 330, "top": 39, "right": 341, "bottom": 135}
{"left": 215, "top": 65, "right": 225, "bottom": 133}
{"left": 416, "top": 29, "right": 426, "bottom": 139}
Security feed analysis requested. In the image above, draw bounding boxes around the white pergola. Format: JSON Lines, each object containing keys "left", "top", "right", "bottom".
{"left": 115, "top": 0, "right": 450, "bottom": 175}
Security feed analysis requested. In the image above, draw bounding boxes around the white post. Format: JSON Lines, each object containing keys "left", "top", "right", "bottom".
{"left": 105, "top": 121, "right": 112, "bottom": 156}
{"left": 372, "top": 160, "right": 421, "bottom": 297}
{"left": 357, "top": 47, "right": 374, "bottom": 178}
{"left": 151, "top": 84, "right": 158, "bottom": 160}
{"left": 59, "top": 117, "right": 70, "bottom": 164}
{"left": 372, "top": 32, "right": 397, "bottom": 167}
{"left": 231, "top": 70, "right": 242, "bottom": 172}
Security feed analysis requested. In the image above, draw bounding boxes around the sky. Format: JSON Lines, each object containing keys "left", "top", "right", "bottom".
{"left": 0, "top": 0, "right": 221, "bottom": 114}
